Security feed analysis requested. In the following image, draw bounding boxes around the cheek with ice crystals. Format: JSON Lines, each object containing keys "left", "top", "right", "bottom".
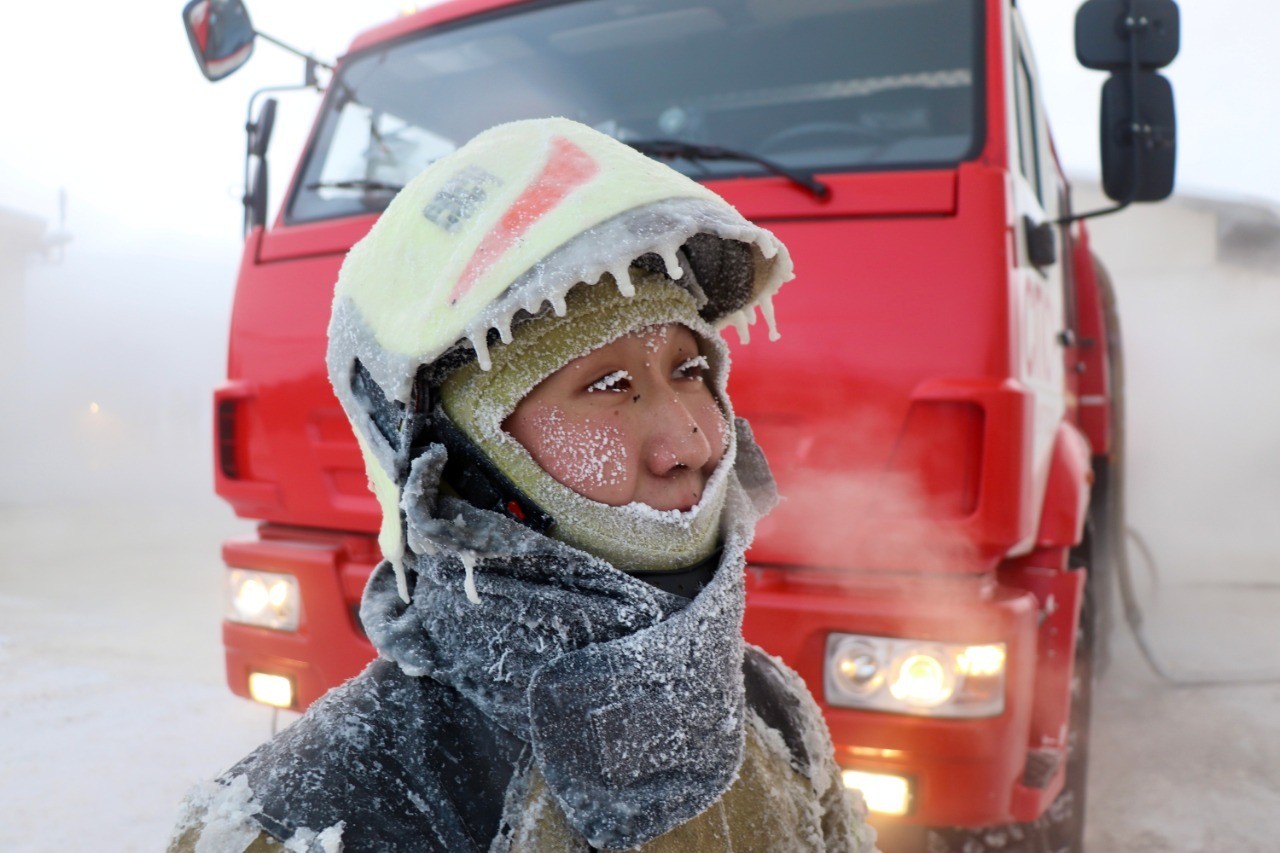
{"left": 526, "top": 406, "right": 630, "bottom": 495}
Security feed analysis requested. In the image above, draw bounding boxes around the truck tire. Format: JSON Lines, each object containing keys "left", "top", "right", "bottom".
{"left": 1041, "top": 523, "right": 1098, "bottom": 852}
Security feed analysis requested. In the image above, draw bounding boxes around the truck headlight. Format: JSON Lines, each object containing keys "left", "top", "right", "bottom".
{"left": 830, "top": 640, "right": 885, "bottom": 696}
{"left": 889, "top": 649, "right": 956, "bottom": 708}
{"left": 226, "top": 569, "right": 300, "bottom": 631}
{"left": 826, "top": 633, "right": 1005, "bottom": 718}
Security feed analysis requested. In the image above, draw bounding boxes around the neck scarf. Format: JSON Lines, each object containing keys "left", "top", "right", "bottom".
{"left": 359, "top": 419, "right": 777, "bottom": 849}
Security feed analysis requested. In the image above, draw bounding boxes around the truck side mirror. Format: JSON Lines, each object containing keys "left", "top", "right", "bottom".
{"left": 249, "top": 97, "right": 277, "bottom": 160}
{"left": 1100, "top": 72, "right": 1176, "bottom": 201}
{"left": 244, "top": 98, "right": 277, "bottom": 232}
{"left": 183, "top": 0, "right": 256, "bottom": 82}
{"left": 1076, "top": 0, "right": 1179, "bottom": 70}
{"left": 1075, "top": 0, "right": 1180, "bottom": 203}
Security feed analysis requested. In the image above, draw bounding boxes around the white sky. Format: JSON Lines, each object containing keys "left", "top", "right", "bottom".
{"left": 1, "top": 1, "right": 407, "bottom": 247}
{"left": 2, "top": 1, "right": 1278, "bottom": 243}
{"left": 1020, "top": 0, "right": 1280, "bottom": 206}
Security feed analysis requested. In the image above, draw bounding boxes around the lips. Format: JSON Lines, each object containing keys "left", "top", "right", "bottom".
{"left": 640, "top": 471, "right": 707, "bottom": 513}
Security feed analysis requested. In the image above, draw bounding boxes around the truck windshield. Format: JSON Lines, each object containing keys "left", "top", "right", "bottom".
{"left": 288, "top": 0, "right": 982, "bottom": 223}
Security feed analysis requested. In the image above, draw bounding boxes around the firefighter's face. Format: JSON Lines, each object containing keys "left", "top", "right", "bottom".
{"left": 504, "top": 324, "right": 728, "bottom": 511}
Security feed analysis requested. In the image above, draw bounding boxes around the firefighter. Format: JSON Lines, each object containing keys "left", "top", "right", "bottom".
{"left": 170, "top": 117, "right": 876, "bottom": 852}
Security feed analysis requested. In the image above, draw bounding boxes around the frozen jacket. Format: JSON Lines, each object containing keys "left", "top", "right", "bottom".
{"left": 169, "top": 421, "right": 875, "bottom": 852}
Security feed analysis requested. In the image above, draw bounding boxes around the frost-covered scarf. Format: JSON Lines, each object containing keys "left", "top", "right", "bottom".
{"left": 360, "top": 419, "right": 777, "bottom": 849}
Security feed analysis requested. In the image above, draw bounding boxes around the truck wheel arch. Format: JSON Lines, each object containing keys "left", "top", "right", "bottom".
{"left": 1035, "top": 422, "right": 1093, "bottom": 549}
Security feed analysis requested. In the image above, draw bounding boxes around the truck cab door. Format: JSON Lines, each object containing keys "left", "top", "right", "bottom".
{"left": 1006, "top": 4, "right": 1069, "bottom": 527}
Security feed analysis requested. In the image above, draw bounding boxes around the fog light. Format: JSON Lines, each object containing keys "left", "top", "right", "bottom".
{"left": 248, "top": 672, "right": 294, "bottom": 709}
{"left": 842, "top": 769, "right": 911, "bottom": 816}
{"left": 227, "top": 569, "right": 300, "bottom": 631}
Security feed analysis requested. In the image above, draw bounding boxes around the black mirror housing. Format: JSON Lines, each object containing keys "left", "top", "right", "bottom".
{"left": 249, "top": 98, "right": 277, "bottom": 159}
{"left": 244, "top": 97, "right": 277, "bottom": 232}
{"left": 183, "top": 0, "right": 256, "bottom": 82}
{"left": 1076, "top": 0, "right": 1180, "bottom": 71}
{"left": 1101, "top": 71, "right": 1177, "bottom": 202}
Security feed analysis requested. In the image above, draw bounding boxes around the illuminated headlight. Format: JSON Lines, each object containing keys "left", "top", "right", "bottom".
{"left": 826, "top": 633, "right": 1006, "bottom": 718}
{"left": 226, "top": 569, "right": 300, "bottom": 631}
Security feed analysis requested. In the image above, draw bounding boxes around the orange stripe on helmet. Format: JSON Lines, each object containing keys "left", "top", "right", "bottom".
{"left": 449, "top": 136, "right": 600, "bottom": 304}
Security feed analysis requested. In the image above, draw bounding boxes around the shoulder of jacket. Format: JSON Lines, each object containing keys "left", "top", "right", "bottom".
{"left": 184, "top": 660, "right": 483, "bottom": 851}
{"left": 742, "top": 645, "right": 832, "bottom": 779}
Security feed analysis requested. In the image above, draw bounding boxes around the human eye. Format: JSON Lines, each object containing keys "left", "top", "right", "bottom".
{"left": 586, "top": 369, "right": 632, "bottom": 393}
{"left": 672, "top": 355, "right": 709, "bottom": 382}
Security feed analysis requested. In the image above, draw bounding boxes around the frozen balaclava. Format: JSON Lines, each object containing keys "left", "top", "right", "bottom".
{"left": 326, "top": 117, "right": 794, "bottom": 599}
{"left": 439, "top": 268, "right": 734, "bottom": 572}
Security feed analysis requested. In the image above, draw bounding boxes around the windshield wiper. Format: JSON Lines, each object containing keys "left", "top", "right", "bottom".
{"left": 305, "top": 179, "right": 403, "bottom": 193}
{"left": 627, "top": 139, "right": 830, "bottom": 199}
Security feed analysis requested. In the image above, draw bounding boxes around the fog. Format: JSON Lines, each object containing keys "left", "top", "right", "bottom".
{"left": 0, "top": 0, "right": 407, "bottom": 506}
{"left": 1084, "top": 189, "right": 1280, "bottom": 587}
{"left": 0, "top": 230, "right": 230, "bottom": 505}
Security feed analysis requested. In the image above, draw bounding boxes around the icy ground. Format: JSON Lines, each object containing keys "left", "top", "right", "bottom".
{"left": 0, "top": 501, "right": 294, "bottom": 851}
{"left": 1085, "top": 577, "right": 1280, "bottom": 851}
{"left": 1, "top": 500, "right": 1278, "bottom": 851}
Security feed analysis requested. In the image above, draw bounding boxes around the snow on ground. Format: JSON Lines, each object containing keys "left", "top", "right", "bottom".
{"left": 2, "top": 497, "right": 1279, "bottom": 851}
{"left": 1085, "top": 584, "right": 1280, "bottom": 852}
{"left": 0, "top": 501, "right": 295, "bottom": 851}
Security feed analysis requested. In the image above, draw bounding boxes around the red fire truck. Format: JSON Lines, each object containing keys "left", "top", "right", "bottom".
{"left": 185, "top": 0, "right": 1178, "bottom": 846}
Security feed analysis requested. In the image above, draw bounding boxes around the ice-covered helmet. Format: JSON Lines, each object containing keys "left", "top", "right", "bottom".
{"left": 326, "top": 117, "right": 793, "bottom": 583}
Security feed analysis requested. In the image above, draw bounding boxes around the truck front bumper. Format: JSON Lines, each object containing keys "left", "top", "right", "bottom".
{"left": 221, "top": 525, "right": 378, "bottom": 710}
{"left": 744, "top": 566, "right": 1048, "bottom": 828}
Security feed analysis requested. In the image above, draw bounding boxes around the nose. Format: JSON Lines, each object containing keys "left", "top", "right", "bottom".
{"left": 642, "top": 392, "right": 714, "bottom": 477}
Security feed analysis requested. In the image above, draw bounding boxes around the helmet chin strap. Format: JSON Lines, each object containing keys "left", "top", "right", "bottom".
{"left": 422, "top": 405, "right": 557, "bottom": 535}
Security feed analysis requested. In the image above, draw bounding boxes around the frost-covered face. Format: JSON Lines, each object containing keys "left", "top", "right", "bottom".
{"left": 504, "top": 323, "right": 729, "bottom": 511}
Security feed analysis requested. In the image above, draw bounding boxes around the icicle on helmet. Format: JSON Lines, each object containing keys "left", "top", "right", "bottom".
{"left": 326, "top": 117, "right": 793, "bottom": 594}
